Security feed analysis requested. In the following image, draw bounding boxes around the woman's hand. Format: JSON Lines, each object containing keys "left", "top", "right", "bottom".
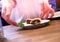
{"left": 40, "top": 1, "right": 54, "bottom": 19}
{"left": 2, "top": 0, "right": 18, "bottom": 26}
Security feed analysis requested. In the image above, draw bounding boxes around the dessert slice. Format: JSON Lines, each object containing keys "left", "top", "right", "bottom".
{"left": 26, "top": 18, "right": 41, "bottom": 25}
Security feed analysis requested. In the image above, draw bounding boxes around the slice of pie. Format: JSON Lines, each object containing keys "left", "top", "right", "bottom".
{"left": 26, "top": 18, "right": 41, "bottom": 25}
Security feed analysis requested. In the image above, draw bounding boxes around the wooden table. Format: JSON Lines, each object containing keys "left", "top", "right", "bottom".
{"left": 3, "top": 20, "right": 60, "bottom": 42}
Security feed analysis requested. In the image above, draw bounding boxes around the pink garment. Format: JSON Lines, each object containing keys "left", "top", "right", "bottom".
{"left": 2, "top": 0, "right": 49, "bottom": 23}
{"left": 16, "top": 0, "right": 43, "bottom": 17}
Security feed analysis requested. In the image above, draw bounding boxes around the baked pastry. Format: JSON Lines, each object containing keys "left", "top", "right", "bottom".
{"left": 26, "top": 19, "right": 33, "bottom": 24}
{"left": 26, "top": 18, "right": 41, "bottom": 25}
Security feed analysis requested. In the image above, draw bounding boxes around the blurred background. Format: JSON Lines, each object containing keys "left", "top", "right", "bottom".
{"left": 49, "top": 0, "right": 60, "bottom": 11}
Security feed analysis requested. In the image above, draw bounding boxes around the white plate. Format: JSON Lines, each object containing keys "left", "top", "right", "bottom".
{"left": 23, "top": 20, "right": 50, "bottom": 26}
{"left": 22, "top": 20, "right": 50, "bottom": 29}
{"left": 48, "top": 11, "right": 60, "bottom": 18}
{"left": 53, "top": 11, "right": 60, "bottom": 18}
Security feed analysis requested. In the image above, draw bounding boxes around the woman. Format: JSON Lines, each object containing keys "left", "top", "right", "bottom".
{"left": 1, "top": 0, "right": 54, "bottom": 26}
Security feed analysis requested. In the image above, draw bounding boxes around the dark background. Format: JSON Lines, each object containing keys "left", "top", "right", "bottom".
{"left": 56, "top": 0, "right": 60, "bottom": 11}
{"left": 0, "top": 12, "right": 9, "bottom": 26}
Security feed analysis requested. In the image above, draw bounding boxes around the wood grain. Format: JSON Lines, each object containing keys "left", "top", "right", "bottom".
{"left": 3, "top": 20, "right": 60, "bottom": 42}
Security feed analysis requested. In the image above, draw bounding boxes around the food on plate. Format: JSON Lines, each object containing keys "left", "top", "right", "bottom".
{"left": 26, "top": 18, "right": 41, "bottom": 25}
{"left": 18, "top": 23, "right": 24, "bottom": 27}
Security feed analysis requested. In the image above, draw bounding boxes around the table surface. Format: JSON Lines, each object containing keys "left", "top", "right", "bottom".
{"left": 3, "top": 20, "right": 60, "bottom": 42}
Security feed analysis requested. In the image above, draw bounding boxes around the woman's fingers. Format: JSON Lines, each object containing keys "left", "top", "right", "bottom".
{"left": 43, "top": 7, "right": 54, "bottom": 19}
{"left": 44, "top": 9, "right": 49, "bottom": 19}
{"left": 49, "top": 9, "right": 54, "bottom": 18}
{"left": 39, "top": 11, "right": 44, "bottom": 18}
{"left": 45, "top": 13, "right": 49, "bottom": 19}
